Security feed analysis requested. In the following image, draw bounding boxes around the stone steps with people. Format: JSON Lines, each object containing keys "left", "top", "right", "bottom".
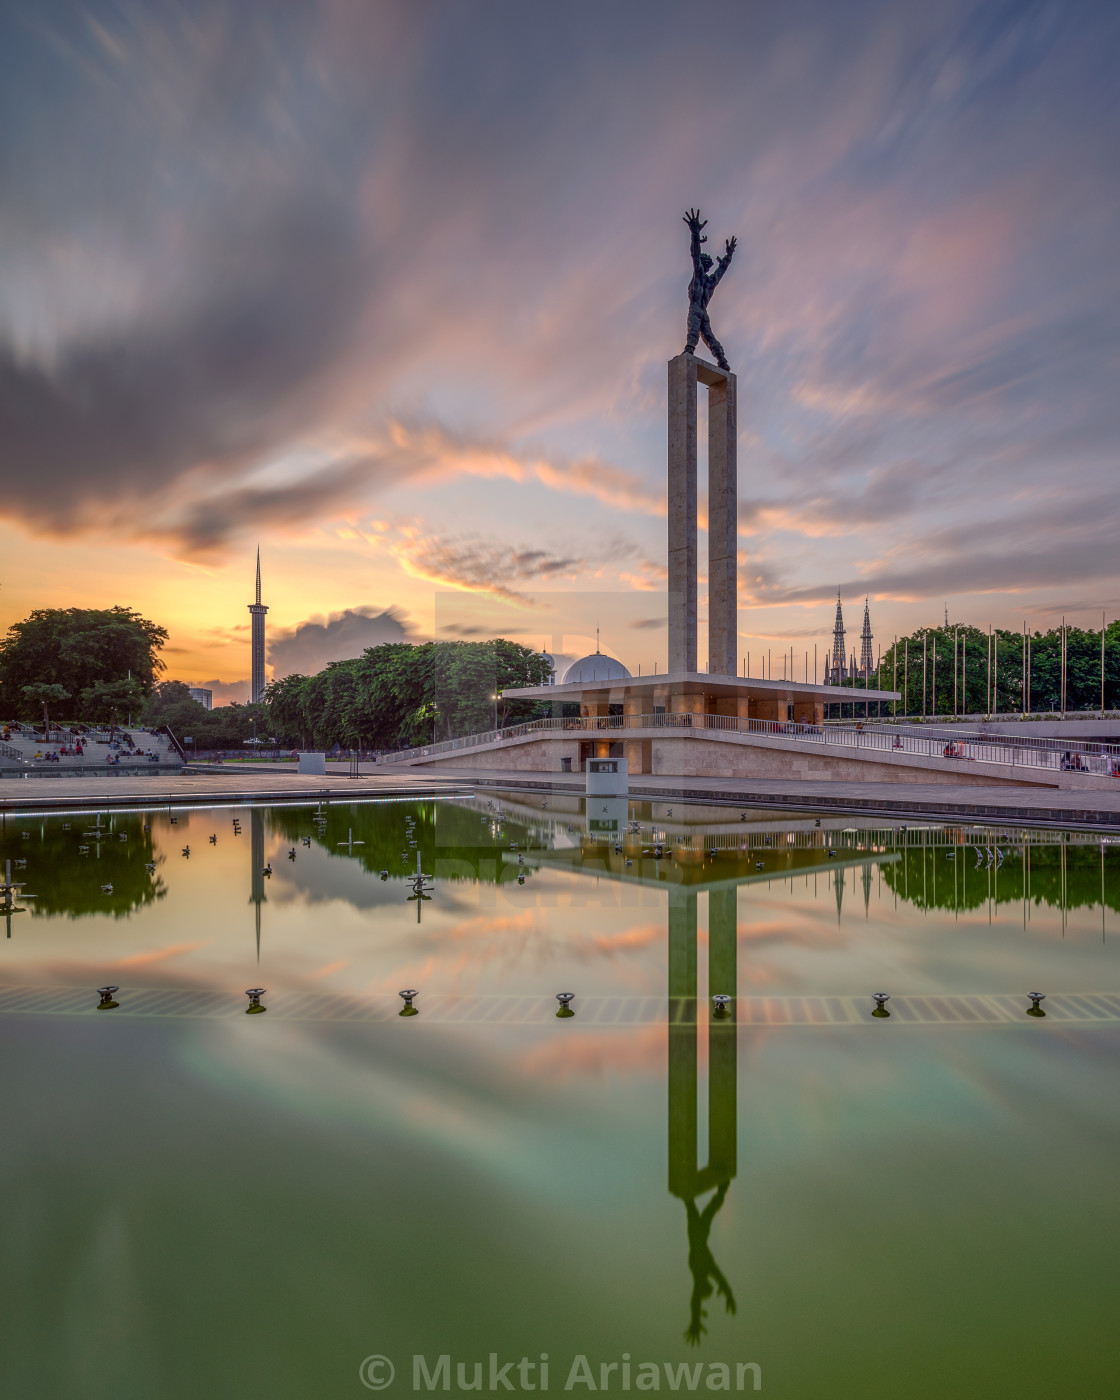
{"left": 0, "top": 723, "right": 181, "bottom": 768}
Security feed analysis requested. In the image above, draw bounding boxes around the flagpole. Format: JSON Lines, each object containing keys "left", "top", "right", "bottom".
{"left": 954, "top": 625, "right": 958, "bottom": 717}
{"left": 1061, "top": 617, "right": 1066, "bottom": 715}
{"left": 993, "top": 627, "right": 998, "bottom": 714}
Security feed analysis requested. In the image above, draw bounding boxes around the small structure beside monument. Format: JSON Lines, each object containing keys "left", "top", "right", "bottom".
{"left": 586, "top": 756, "right": 628, "bottom": 797}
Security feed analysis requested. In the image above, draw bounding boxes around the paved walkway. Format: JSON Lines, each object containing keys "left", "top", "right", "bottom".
{"left": 0, "top": 768, "right": 472, "bottom": 812}
{"left": 4, "top": 761, "right": 1120, "bottom": 829}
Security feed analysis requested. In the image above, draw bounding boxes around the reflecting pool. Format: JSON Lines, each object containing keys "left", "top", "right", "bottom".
{"left": 1, "top": 794, "right": 1119, "bottom": 1399}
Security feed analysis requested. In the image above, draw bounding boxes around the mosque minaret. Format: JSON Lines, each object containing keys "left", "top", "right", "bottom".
{"left": 249, "top": 546, "right": 268, "bottom": 703}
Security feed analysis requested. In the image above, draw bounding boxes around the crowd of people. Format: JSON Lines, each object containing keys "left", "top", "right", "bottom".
{"left": 34, "top": 743, "right": 84, "bottom": 762}
{"left": 5, "top": 724, "right": 169, "bottom": 765}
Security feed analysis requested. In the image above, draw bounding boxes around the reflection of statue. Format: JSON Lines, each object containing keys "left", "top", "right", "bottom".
{"left": 668, "top": 886, "right": 738, "bottom": 1344}
{"left": 683, "top": 209, "right": 736, "bottom": 370}
{"left": 685, "top": 1184, "right": 737, "bottom": 1344}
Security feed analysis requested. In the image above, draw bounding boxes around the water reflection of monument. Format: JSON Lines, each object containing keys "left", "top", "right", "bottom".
{"left": 507, "top": 798, "right": 903, "bottom": 1342}
{"left": 669, "top": 886, "right": 737, "bottom": 1344}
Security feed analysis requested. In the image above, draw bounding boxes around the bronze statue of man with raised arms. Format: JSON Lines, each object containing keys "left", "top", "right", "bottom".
{"left": 682, "top": 207, "right": 736, "bottom": 370}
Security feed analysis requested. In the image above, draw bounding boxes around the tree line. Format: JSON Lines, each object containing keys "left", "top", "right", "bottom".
{"left": 0, "top": 606, "right": 552, "bottom": 752}
{"left": 263, "top": 640, "right": 553, "bottom": 751}
{"left": 833, "top": 621, "right": 1120, "bottom": 717}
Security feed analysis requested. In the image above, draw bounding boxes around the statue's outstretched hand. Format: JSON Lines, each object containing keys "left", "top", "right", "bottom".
{"left": 683, "top": 208, "right": 707, "bottom": 237}
{"left": 725, "top": 236, "right": 737, "bottom": 258}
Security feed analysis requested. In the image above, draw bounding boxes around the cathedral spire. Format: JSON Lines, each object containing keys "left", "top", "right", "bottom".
{"left": 859, "top": 597, "right": 874, "bottom": 677}
{"left": 830, "top": 591, "right": 846, "bottom": 685}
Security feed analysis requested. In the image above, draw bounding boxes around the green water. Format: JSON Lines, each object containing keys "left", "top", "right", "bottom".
{"left": 1, "top": 794, "right": 1119, "bottom": 1399}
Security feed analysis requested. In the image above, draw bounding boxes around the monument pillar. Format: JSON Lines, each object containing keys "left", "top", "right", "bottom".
{"left": 707, "top": 372, "right": 738, "bottom": 678}
{"left": 668, "top": 353, "right": 737, "bottom": 677}
{"left": 668, "top": 356, "right": 698, "bottom": 674}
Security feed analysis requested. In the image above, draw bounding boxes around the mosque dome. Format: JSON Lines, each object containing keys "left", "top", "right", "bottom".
{"left": 561, "top": 651, "right": 632, "bottom": 684}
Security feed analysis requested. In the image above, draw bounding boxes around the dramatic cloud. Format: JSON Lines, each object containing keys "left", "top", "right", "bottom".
{"left": 393, "top": 533, "right": 585, "bottom": 604}
{"left": 369, "top": 518, "right": 667, "bottom": 604}
{"left": 2, "top": 0, "right": 1119, "bottom": 636}
{"left": 268, "top": 607, "right": 414, "bottom": 676}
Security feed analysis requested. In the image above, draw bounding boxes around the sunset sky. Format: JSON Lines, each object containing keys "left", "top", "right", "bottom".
{"left": 2, "top": 0, "right": 1118, "bottom": 700}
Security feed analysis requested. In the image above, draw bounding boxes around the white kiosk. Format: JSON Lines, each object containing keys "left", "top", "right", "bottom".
{"left": 586, "top": 756, "right": 628, "bottom": 797}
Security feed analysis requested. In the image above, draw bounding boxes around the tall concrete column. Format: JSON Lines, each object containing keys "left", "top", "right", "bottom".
{"left": 707, "top": 373, "right": 738, "bottom": 677}
{"left": 667, "top": 353, "right": 737, "bottom": 678}
{"left": 668, "top": 356, "right": 698, "bottom": 674}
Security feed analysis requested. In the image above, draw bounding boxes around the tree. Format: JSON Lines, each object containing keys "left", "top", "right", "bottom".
{"left": 21, "top": 683, "right": 70, "bottom": 739}
{"left": 80, "top": 677, "right": 148, "bottom": 725}
{"left": 263, "top": 674, "right": 311, "bottom": 747}
{"left": 142, "top": 681, "right": 268, "bottom": 750}
{"left": 142, "top": 680, "right": 199, "bottom": 723}
{"left": 0, "top": 607, "right": 167, "bottom": 718}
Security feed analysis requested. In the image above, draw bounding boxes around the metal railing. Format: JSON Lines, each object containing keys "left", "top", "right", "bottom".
{"left": 377, "top": 711, "right": 1120, "bottom": 777}
{"left": 840, "top": 719, "right": 1120, "bottom": 761}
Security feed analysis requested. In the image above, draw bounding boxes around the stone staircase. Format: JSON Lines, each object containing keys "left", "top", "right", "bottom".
{"left": 0, "top": 725, "right": 181, "bottom": 772}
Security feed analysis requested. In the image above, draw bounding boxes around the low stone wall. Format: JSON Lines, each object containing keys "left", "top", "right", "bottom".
{"left": 395, "top": 727, "right": 1069, "bottom": 788}
{"left": 409, "top": 738, "right": 579, "bottom": 773}
{"left": 0, "top": 762, "right": 183, "bottom": 780}
{"left": 646, "top": 736, "right": 1035, "bottom": 786}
